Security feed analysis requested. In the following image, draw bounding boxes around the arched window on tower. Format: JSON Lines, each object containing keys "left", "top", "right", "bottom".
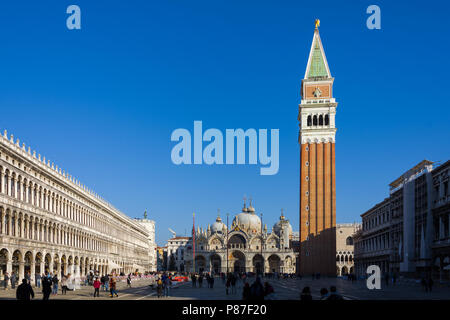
{"left": 319, "top": 115, "right": 323, "bottom": 125}
{"left": 307, "top": 115, "right": 312, "bottom": 126}
{"left": 325, "top": 114, "right": 329, "bottom": 125}
{"left": 313, "top": 115, "right": 318, "bottom": 126}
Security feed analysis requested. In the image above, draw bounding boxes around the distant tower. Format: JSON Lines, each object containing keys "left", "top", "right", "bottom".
{"left": 298, "top": 20, "right": 337, "bottom": 276}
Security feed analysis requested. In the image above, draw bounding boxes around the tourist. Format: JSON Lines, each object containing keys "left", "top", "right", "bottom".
{"left": 3, "top": 272, "right": 9, "bottom": 290}
{"left": 35, "top": 273, "right": 41, "bottom": 288}
{"left": 319, "top": 288, "right": 329, "bottom": 300}
{"left": 210, "top": 274, "right": 214, "bottom": 289}
{"left": 427, "top": 277, "right": 434, "bottom": 292}
{"left": 10, "top": 272, "right": 17, "bottom": 289}
{"left": 225, "top": 277, "right": 231, "bottom": 295}
{"left": 242, "top": 282, "right": 250, "bottom": 300}
{"left": 264, "top": 282, "right": 275, "bottom": 300}
{"left": 249, "top": 277, "right": 264, "bottom": 300}
{"left": 300, "top": 286, "right": 312, "bottom": 300}
{"left": 157, "top": 277, "right": 163, "bottom": 298}
{"left": 109, "top": 276, "right": 118, "bottom": 297}
{"left": 42, "top": 272, "right": 52, "bottom": 300}
{"left": 16, "top": 279, "right": 34, "bottom": 300}
{"left": 104, "top": 274, "right": 109, "bottom": 292}
{"left": 191, "top": 273, "right": 197, "bottom": 287}
{"left": 93, "top": 277, "right": 101, "bottom": 297}
{"left": 127, "top": 274, "right": 132, "bottom": 288}
{"left": 25, "top": 271, "right": 31, "bottom": 285}
{"left": 52, "top": 274, "right": 59, "bottom": 295}
{"left": 231, "top": 275, "right": 237, "bottom": 294}
{"left": 61, "top": 276, "right": 68, "bottom": 295}
{"left": 327, "top": 286, "right": 343, "bottom": 300}
{"left": 164, "top": 275, "right": 172, "bottom": 297}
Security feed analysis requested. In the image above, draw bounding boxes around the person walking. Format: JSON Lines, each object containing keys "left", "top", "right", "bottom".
{"left": 319, "top": 288, "right": 329, "bottom": 300}
{"left": 300, "top": 286, "right": 312, "bottom": 300}
{"left": 225, "top": 277, "right": 231, "bottom": 295}
{"left": 198, "top": 274, "right": 203, "bottom": 288}
{"left": 242, "top": 282, "right": 250, "bottom": 300}
{"left": 104, "top": 274, "right": 109, "bottom": 292}
{"left": 61, "top": 276, "right": 68, "bottom": 295}
{"left": 249, "top": 277, "right": 265, "bottom": 300}
{"left": 52, "top": 275, "right": 59, "bottom": 295}
{"left": 156, "top": 278, "right": 163, "bottom": 298}
{"left": 93, "top": 277, "right": 101, "bottom": 297}
{"left": 210, "top": 275, "right": 214, "bottom": 289}
{"left": 231, "top": 275, "right": 237, "bottom": 294}
{"left": 327, "top": 286, "right": 343, "bottom": 300}
{"left": 25, "top": 271, "right": 31, "bottom": 285}
{"left": 35, "top": 273, "right": 41, "bottom": 288}
{"left": 16, "top": 279, "right": 34, "bottom": 300}
{"left": 10, "top": 272, "right": 17, "bottom": 289}
{"left": 264, "top": 282, "right": 275, "bottom": 300}
{"left": 127, "top": 274, "right": 132, "bottom": 288}
{"left": 3, "top": 272, "right": 9, "bottom": 290}
{"left": 427, "top": 277, "right": 434, "bottom": 292}
{"left": 109, "top": 277, "right": 118, "bottom": 297}
{"left": 42, "top": 272, "right": 52, "bottom": 300}
{"left": 164, "top": 276, "right": 172, "bottom": 297}
{"left": 100, "top": 275, "right": 105, "bottom": 291}
{"left": 191, "top": 273, "right": 197, "bottom": 288}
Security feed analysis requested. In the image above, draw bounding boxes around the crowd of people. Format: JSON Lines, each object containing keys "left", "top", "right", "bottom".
{"left": 300, "top": 285, "right": 344, "bottom": 300}
{"left": 4, "top": 268, "right": 154, "bottom": 300}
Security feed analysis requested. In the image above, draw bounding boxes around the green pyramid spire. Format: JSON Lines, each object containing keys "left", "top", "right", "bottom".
{"left": 305, "top": 29, "right": 331, "bottom": 79}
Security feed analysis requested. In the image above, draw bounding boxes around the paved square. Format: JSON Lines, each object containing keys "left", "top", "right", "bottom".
{"left": 1, "top": 276, "right": 449, "bottom": 300}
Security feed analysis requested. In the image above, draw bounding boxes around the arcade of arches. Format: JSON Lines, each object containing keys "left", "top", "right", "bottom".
{"left": 0, "top": 131, "right": 152, "bottom": 284}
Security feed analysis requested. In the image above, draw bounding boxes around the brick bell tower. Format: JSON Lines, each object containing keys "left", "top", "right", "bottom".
{"left": 298, "top": 20, "right": 337, "bottom": 276}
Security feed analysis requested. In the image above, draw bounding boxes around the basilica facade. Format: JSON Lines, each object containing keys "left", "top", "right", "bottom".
{"left": 183, "top": 202, "right": 296, "bottom": 274}
{"left": 0, "top": 130, "right": 152, "bottom": 285}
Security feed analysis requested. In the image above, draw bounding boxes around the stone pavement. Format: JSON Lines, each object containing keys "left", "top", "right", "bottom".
{"left": 0, "top": 276, "right": 449, "bottom": 300}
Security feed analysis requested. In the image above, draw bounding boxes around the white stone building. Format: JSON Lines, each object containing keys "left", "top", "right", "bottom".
{"left": 0, "top": 129, "right": 151, "bottom": 285}
{"left": 135, "top": 213, "right": 157, "bottom": 272}
{"left": 184, "top": 202, "right": 296, "bottom": 274}
{"left": 166, "top": 236, "right": 190, "bottom": 272}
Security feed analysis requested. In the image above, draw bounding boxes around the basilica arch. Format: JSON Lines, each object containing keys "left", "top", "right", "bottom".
{"left": 195, "top": 255, "right": 207, "bottom": 273}
{"left": 268, "top": 254, "right": 281, "bottom": 273}
{"left": 231, "top": 250, "right": 246, "bottom": 273}
{"left": 252, "top": 254, "right": 264, "bottom": 274}
{"left": 210, "top": 254, "right": 221, "bottom": 274}
{"left": 228, "top": 233, "right": 247, "bottom": 250}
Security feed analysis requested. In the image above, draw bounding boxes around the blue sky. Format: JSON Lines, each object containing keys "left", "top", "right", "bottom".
{"left": 0, "top": 1, "right": 449, "bottom": 245}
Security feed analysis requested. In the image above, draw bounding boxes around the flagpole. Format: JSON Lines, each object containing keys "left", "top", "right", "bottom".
{"left": 192, "top": 212, "right": 196, "bottom": 274}
{"left": 226, "top": 213, "right": 229, "bottom": 274}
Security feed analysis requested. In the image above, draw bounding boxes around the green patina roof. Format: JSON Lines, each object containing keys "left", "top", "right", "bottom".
{"left": 307, "top": 36, "right": 328, "bottom": 78}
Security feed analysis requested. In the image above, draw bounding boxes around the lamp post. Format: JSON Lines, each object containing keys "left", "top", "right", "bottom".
{"left": 226, "top": 213, "right": 229, "bottom": 274}
{"left": 261, "top": 212, "right": 264, "bottom": 278}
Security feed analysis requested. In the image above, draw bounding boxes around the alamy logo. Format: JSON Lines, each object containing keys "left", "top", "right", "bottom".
{"left": 366, "top": 265, "right": 381, "bottom": 289}
{"left": 170, "top": 121, "right": 279, "bottom": 175}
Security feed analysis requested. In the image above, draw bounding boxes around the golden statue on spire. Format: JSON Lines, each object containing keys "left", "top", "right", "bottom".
{"left": 315, "top": 19, "right": 320, "bottom": 29}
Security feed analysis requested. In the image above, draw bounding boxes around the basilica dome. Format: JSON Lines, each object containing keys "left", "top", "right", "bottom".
{"left": 211, "top": 216, "right": 227, "bottom": 234}
{"left": 273, "top": 212, "right": 293, "bottom": 237}
{"left": 233, "top": 205, "right": 261, "bottom": 233}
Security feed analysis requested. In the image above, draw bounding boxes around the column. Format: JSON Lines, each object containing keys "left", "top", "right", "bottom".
{"left": 48, "top": 259, "right": 53, "bottom": 274}
{"left": 6, "top": 260, "right": 12, "bottom": 287}
{"left": 14, "top": 177, "right": 19, "bottom": 199}
{"left": 19, "top": 262, "right": 25, "bottom": 281}
{"left": 14, "top": 213, "right": 18, "bottom": 237}
{"left": 7, "top": 175, "right": 11, "bottom": 196}
{"left": 7, "top": 212, "right": 12, "bottom": 236}
{"left": 30, "top": 261, "right": 35, "bottom": 285}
